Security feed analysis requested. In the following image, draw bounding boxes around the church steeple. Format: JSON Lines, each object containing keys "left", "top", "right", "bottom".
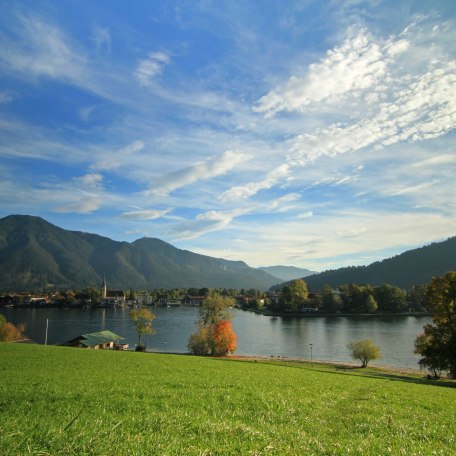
{"left": 101, "top": 275, "right": 107, "bottom": 299}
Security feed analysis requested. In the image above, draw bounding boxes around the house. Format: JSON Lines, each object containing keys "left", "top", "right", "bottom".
{"left": 63, "top": 330, "right": 128, "bottom": 350}
{"left": 182, "top": 295, "right": 205, "bottom": 307}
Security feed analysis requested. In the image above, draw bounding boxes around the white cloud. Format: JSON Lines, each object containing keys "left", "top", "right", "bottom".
{"left": 411, "top": 154, "right": 456, "bottom": 168}
{"left": 55, "top": 197, "right": 103, "bottom": 214}
{"left": 77, "top": 173, "right": 104, "bottom": 187}
{"left": 169, "top": 210, "right": 241, "bottom": 240}
{"left": 220, "top": 163, "right": 290, "bottom": 201}
{"left": 290, "top": 60, "right": 456, "bottom": 164}
{"left": 135, "top": 51, "right": 170, "bottom": 86}
{"left": 121, "top": 209, "right": 170, "bottom": 220}
{"left": 148, "top": 150, "right": 251, "bottom": 196}
{"left": 254, "top": 29, "right": 409, "bottom": 117}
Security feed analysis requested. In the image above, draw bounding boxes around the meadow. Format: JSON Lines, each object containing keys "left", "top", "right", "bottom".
{"left": 0, "top": 343, "right": 455, "bottom": 455}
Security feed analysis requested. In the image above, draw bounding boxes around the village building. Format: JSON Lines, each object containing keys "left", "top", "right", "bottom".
{"left": 101, "top": 276, "right": 126, "bottom": 307}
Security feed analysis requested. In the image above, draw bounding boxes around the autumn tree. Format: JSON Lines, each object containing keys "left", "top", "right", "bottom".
{"left": 0, "top": 314, "right": 25, "bottom": 342}
{"left": 347, "top": 339, "right": 381, "bottom": 367}
{"left": 129, "top": 308, "right": 155, "bottom": 350}
{"left": 188, "top": 294, "right": 237, "bottom": 356}
{"left": 415, "top": 272, "right": 456, "bottom": 378}
{"left": 213, "top": 320, "right": 237, "bottom": 355}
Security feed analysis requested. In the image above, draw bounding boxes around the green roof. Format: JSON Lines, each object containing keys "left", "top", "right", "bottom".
{"left": 79, "top": 330, "right": 124, "bottom": 347}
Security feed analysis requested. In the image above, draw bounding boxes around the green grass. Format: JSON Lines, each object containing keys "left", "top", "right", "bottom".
{"left": 1, "top": 343, "right": 455, "bottom": 455}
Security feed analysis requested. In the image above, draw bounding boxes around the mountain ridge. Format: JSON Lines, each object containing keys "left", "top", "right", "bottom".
{"left": 298, "top": 237, "right": 456, "bottom": 290}
{"left": 259, "top": 265, "right": 317, "bottom": 281}
{"left": 0, "top": 215, "right": 282, "bottom": 291}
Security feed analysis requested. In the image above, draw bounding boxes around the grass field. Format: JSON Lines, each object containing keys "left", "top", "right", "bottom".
{"left": 1, "top": 343, "right": 455, "bottom": 455}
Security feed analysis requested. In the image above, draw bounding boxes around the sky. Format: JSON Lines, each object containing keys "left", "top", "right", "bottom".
{"left": 0, "top": 0, "right": 455, "bottom": 272}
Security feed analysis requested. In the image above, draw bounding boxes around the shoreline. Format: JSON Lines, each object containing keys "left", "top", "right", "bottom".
{"left": 252, "top": 310, "right": 431, "bottom": 318}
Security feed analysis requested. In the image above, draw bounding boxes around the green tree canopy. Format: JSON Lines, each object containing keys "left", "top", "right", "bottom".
{"left": 373, "top": 284, "right": 407, "bottom": 312}
{"left": 415, "top": 271, "right": 456, "bottom": 378}
{"left": 200, "top": 295, "right": 234, "bottom": 326}
{"left": 129, "top": 308, "right": 155, "bottom": 349}
{"left": 281, "top": 279, "right": 309, "bottom": 311}
{"left": 347, "top": 339, "right": 381, "bottom": 367}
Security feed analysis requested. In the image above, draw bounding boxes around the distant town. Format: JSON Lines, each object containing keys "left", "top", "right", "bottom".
{"left": 0, "top": 277, "right": 430, "bottom": 315}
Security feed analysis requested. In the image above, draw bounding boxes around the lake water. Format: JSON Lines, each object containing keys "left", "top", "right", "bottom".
{"left": 3, "top": 307, "right": 430, "bottom": 370}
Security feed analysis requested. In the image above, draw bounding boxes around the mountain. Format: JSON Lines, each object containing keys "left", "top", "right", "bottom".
{"left": 0, "top": 215, "right": 281, "bottom": 291}
{"left": 302, "top": 237, "right": 456, "bottom": 291}
{"left": 259, "top": 265, "right": 317, "bottom": 282}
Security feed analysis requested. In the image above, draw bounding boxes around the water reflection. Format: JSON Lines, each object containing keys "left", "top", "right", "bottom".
{"left": 3, "top": 307, "right": 430, "bottom": 369}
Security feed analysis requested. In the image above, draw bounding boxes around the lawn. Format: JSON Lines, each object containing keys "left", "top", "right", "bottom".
{"left": 0, "top": 343, "right": 455, "bottom": 455}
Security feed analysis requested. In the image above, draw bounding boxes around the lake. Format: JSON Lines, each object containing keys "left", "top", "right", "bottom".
{"left": 3, "top": 307, "right": 430, "bottom": 370}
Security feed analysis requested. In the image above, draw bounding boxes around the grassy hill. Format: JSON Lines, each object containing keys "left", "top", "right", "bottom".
{"left": 1, "top": 343, "right": 455, "bottom": 455}
{"left": 0, "top": 215, "right": 280, "bottom": 291}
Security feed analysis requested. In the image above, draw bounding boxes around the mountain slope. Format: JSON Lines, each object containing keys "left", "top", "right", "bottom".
{"left": 303, "top": 237, "right": 456, "bottom": 290}
{"left": 259, "top": 265, "right": 317, "bottom": 281}
{"left": 0, "top": 215, "right": 280, "bottom": 291}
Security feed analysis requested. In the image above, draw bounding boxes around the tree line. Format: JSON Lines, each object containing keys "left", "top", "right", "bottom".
{"left": 262, "top": 280, "right": 427, "bottom": 314}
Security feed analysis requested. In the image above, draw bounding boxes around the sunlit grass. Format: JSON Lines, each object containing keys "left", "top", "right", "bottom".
{"left": 1, "top": 343, "right": 455, "bottom": 455}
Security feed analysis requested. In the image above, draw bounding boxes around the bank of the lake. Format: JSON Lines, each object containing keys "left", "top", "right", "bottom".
{"left": 3, "top": 306, "right": 430, "bottom": 370}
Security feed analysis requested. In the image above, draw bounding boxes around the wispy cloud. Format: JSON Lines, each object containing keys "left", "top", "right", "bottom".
{"left": 147, "top": 150, "right": 251, "bottom": 196}
{"left": 0, "top": 13, "right": 87, "bottom": 84}
{"left": 92, "top": 26, "right": 111, "bottom": 54}
{"left": 220, "top": 164, "right": 290, "bottom": 201}
{"left": 121, "top": 209, "right": 170, "bottom": 220}
{"left": 135, "top": 51, "right": 170, "bottom": 86}
{"left": 91, "top": 141, "right": 145, "bottom": 171}
{"left": 0, "top": 91, "right": 15, "bottom": 103}
{"left": 169, "top": 209, "right": 244, "bottom": 240}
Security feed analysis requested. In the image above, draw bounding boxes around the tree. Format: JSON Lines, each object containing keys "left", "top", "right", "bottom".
{"left": 129, "top": 308, "right": 155, "bottom": 350}
{"left": 347, "top": 339, "right": 381, "bottom": 367}
{"left": 213, "top": 321, "right": 237, "bottom": 355}
{"left": 187, "top": 323, "right": 211, "bottom": 355}
{"left": 281, "top": 279, "right": 309, "bottom": 312}
{"left": 321, "top": 285, "right": 342, "bottom": 313}
{"left": 347, "top": 284, "right": 377, "bottom": 313}
{"left": 373, "top": 284, "right": 407, "bottom": 313}
{"left": 415, "top": 272, "right": 456, "bottom": 378}
{"left": 0, "top": 314, "right": 25, "bottom": 342}
{"left": 200, "top": 294, "right": 233, "bottom": 326}
{"left": 188, "top": 295, "right": 237, "bottom": 356}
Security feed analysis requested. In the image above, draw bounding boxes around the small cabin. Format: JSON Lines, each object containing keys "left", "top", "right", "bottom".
{"left": 64, "top": 330, "right": 128, "bottom": 350}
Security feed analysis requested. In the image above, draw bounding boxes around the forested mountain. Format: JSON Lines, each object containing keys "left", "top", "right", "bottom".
{"left": 302, "top": 237, "right": 456, "bottom": 290}
{"left": 0, "top": 215, "right": 281, "bottom": 291}
{"left": 259, "top": 265, "right": 317, "bottom": 281}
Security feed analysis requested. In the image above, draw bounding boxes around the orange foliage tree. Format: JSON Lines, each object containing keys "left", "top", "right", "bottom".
{"left": 213, "top": 320, "right": 237, "bottom": 355}
{"left": 187, "top": 295, "right": 237, "bottom": 356}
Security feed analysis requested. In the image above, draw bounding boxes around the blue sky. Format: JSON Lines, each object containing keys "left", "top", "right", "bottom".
{"left": 1, "top": 0, "right": 455, "bottom": 271}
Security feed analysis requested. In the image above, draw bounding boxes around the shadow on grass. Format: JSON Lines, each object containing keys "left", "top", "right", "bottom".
{"left": 211, "top": 356, "right": 456, "bottom": 389}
